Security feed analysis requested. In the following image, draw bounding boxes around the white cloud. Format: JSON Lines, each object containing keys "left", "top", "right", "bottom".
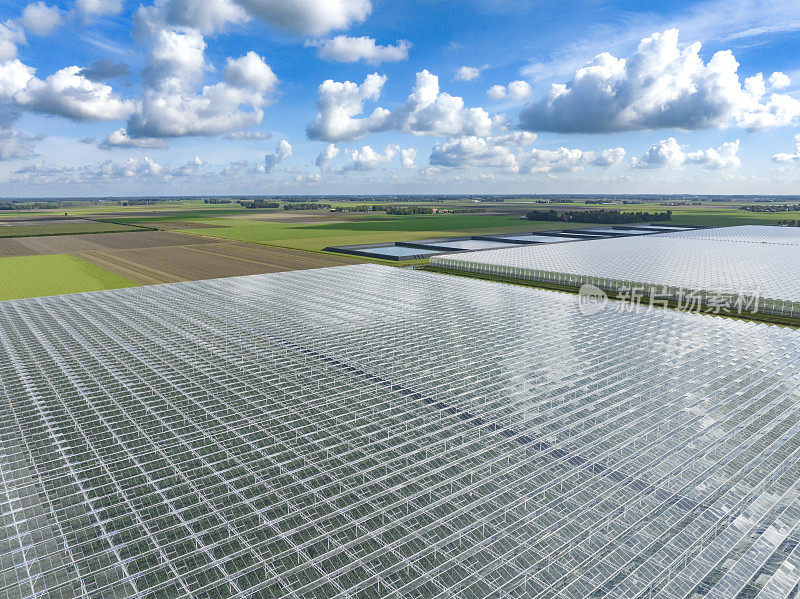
{"left": 518, "top": 147, "right": 626, "bottom": 173}
{"left": 127, "top": 51, "right": 277, "bottom": 138}
{"left": 394, "top": 70, "right": 495, "bottom": 137}
{"left": 0, "top": 61, "right": 136, "bottom": 121}
{"left": 487, "top": 80, "right": 532, "bottom": 100}
{"left": 519, "top": 29, "right": 800, "bottom": 133}
{"left": 343, "top": 144, "right": 398, "bottom": 171}
{"left": 454, "top": 66, "right": 484, "bottom": 82}
{"left": 21, "top": 2, "right": 61, "bottom": 36}
{"left": 94, "top": 156, "right": 166, "bottom": 179}
{"left": 145, "top": 0, "right": 249, "bottom": 33}
{"left": 632, "top": 137, "right": 741, "bottom": 169}
{"left": 486, "top": 131, "right": 538, "bottom": 147}
{"left": 127, "top": 3, "right": 279, "bottom": 139}
{"left": 101, "top": 128, "right": 169, "bottom": 149}
{"left": 76, "top": 0, "right": 124, "bottom": 18}
{"left": 222, "top": 51, "right": 278, "bottom": 92}
{"left": 172, "top": 156, "right": 203, "bottom": 176}
{"left": 0, "top": 21, "right": 26, "bottom": 63}
{"left": 315, "top": 143, "right": 339, "bottom": 171}
{"left": 592, "top": 147, "right": 627, "bottom": 167}
{"left": 310, "top": 36, "right": 410, "bottom": 65}
{"left": 400, "top": 147, "right": 417, "bottom": 169}
{"left": 264, "top": 138, "right": 292, "bottom": 172}
{"left": 232, "top": 0, "right": 371, "bottom": 35}
{"left": 772, "top": 135, "right": 800, "bottom": 165}
{"left": 0, "top": 126, "right": 40, "bottom": 160}
{"left": 769, "top": 72, "right": 792, "bottom": 91}
{"left": 430, "top": 135, "right": 625, "bottom": 174}
{"left": 306, "top": 73, "right": 390, "bottom": 141}
{"left": 430, "top": 137, "right": 518, "bottom": 171}
{"left": 307, "top": 70, "right": 497, "bottom": 142}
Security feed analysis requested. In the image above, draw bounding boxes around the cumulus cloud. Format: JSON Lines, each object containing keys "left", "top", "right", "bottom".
{"left": 172, "top": 156, "right": 203, "bottom": 176}
{"left": 308, "top": 70, "right": 497, "bottom": 142}
{"left": 487, "top": 80, "right": 532, "bottom": 100}
{"left": 772, "top": 135, "right": 800, "bottom": 165}
{"left": 454, "top": 66, "right": 485, "bottom": 82}
{"left": 769, "top": 72, "right": 791, "bottom": 91}
{"left": 343, "top": 144, "right": 398, "bottom": 171}
{"left": 222, "top": 50, "right": 278, "bottom": 91}
{"left": 0, "top": 126, "right": 40, "bottom": 160}
{"left": 315, "top": 143, "right": 339, "bottom": 171}
{"left": 306, "top": 73, "right": 390, "bottom": 141}
{"left": 81, "top": 59, "right": 130, "bottom": 82}
{"left": 518, "top": 147, "right": 626, "bottom": 173}
{"left": 127, "top": 51, "right": 278, "bottom": 138}
{"left": 125, "top": 2, "right": 280, "bottom": 140}
{"left": 632, "top": 137, "right": 741, "bottom": 169}
{"left": 264, "top": 138, "right": 292, "bottom": 172}
{"left": 309, "top": 36, "right": 410, "bottom": 64}
{"left": 519, "top": 29, "right": 800, "bottom": 133}
{"left": 134, "top": 0, "right": 371, "bottom": 37}
{"left": 100, "top": 128, "right": 169, "bottom": 149}
{"left": 394, "top": 70, "right": 496, "bottom": 137}
{"left": 486, "top": 131, "right": 538, "bottom": 147}
{"left": 0, "top": 61, "right": 136, "bottom": 121}
{"left": 400, "top": 147, "right": 417, "bottom": 169}
{"left": 430, "top": 137, "right": 518, "bottom": 171}
{"left": 233, "top": 0, "right": 371, "bottom": 35}
{"left": 76, "top": 0, "right": 124, "bottom": 18}
{"left": 21, "top": 2, "right": 61, "bottom": 36}
{"left": 95, "top": 156, "right": 166, "bottom": 179}
{"left": 430, "top": 135, "right": 625, "bottom": 174}
{"left": 0, "top": 21, "right": 25, "bottom": 64}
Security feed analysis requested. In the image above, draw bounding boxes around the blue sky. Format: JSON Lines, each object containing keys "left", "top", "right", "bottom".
{"left": 1, "top": 0, "right": 800, "bottom": 197}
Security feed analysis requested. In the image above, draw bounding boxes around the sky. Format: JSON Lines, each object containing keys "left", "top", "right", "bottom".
{"left": 1, "top": 0, "right": 800, "bottom": 197}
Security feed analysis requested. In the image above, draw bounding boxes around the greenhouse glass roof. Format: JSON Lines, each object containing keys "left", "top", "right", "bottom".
{"left": 430, "top": 226, "right": 800, "bottom": 317}
{"left": 2, "top": 264, "right": 800, "bottom": 598}
{"left": 653, "top": 224, "right": 800, "bottom": 245}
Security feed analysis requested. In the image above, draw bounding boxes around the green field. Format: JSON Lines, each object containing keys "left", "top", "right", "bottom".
{"left": 0, "top": 255, "right": 137, "bottom": 301}
{"left": 173, "top": 214, "right": 594, "bottom": 252}
{"left": 0, "top": 221, "right": 142, "bottom": 237}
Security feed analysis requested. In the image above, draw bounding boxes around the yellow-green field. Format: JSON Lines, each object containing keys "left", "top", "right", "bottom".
{"left": 0, "top": 255, "right": 137, "bottom": 301}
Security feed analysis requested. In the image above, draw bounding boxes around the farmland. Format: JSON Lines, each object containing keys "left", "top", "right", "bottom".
{"left": 171, "top": 214, "right": 575, "bottom": 252}
{"left": 0, "top": 254, "right": 136, "bottom": 300}
{"left": 0, "top": 216, "right": 143, "bottom": 237}
{"left": 0, "top": 231, "right": 357, "bottom": 286}
{"left": 2, "top": 197, "right": 800, "bottom": 301}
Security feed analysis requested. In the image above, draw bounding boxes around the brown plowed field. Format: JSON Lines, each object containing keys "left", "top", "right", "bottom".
{"left": 0, "top": 231, "right": 357, "bottom": 285}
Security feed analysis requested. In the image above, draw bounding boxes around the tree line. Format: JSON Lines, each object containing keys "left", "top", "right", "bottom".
{"left": 525, "top": 209, "right": 672, "bottom": 224}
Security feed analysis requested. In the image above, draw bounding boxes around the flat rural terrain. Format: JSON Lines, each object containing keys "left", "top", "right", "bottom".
{"left": 0, "top": 230, "right": 358, "bottom": 286}
{"left": 2, "top": 197, "right": 799, "bottom": 301}
{"left": 0, "top": 254, "right": 136, "bottom": 300}
{"left": 0, "top": 215, "right": 142, "bottom": 237}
